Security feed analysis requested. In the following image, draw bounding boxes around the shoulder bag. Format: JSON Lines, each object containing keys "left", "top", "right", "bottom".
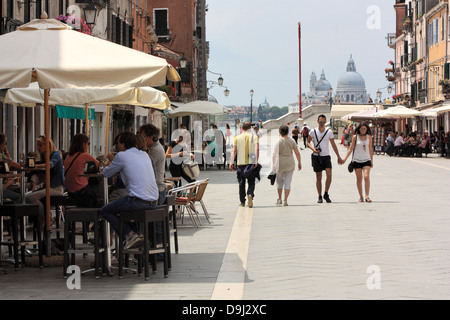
{"left": 312, "top": 129, "right": 329, "bottom": 165}
{"left": 348, "top": 137, "right": 356, "bottom": 173}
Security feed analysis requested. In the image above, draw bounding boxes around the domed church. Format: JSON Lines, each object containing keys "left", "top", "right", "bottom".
{"left": 301, "top": 70, "right": 333, "bottom": 105}
{"left": 335, "top": 55, "right": 369, "bottom": 103}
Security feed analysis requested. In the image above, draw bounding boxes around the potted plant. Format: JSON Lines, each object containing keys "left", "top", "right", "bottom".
{"left": 402, "top": 17, "right": 412, "bottom": 29}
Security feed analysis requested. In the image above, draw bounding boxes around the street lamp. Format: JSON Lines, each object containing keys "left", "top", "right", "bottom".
{"left": 250, "top": 89, "right": 254, "bottom": 124}
{"left": 329, "top": 87, "right": 333, "bottom": 110}
{"left": 376, "top": 90, "right": 382, "bottom": 103}
{"left": 179, "top": 56, "right": 188, "bottom": 69}
{"left": 387, "top": 85, "right": 393, "bottom": 94}
{"left": 224, "top": 87, "right": 230, "bottom": 97}
{"left": 83, "top": 5, "right": 98, "bottom": 25}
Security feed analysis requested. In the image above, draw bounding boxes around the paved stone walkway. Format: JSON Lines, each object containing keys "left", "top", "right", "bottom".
{"left": 1, "top": 139, "right": 450, "bottom": 300}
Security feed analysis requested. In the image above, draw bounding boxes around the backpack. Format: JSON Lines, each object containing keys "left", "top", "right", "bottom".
{"left": 302, "top": 127, "right": 309, "bottom": 137}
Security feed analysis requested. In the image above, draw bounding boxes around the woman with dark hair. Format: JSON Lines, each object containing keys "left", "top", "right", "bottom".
{"left": 272, "top": 125, "right": 302, "bottom": 206}
{"left": 63, "top": 134, "right": 100, "bottom": 207}
{"left": 63, "top": 134, "right": 99, "bottom": 195}
{"left": 165, "top": 129, "right": 195, "bottom": 187}
{"left": 342, "top": 122, "right": 374, "bottom": 202}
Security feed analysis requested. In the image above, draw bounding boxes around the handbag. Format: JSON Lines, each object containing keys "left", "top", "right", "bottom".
{"left": 348, "top": 142, "right": 356, "bottom": 173}
{"left": 182, "top": 160, "right": 200, "bottom": 180}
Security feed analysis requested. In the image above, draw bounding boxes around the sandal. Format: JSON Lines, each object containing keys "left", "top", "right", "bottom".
{"left": 365, "top": 198, "right": 372, "bottom": 203}
{"left": 359, "top": 198, "right": 364, "bottom": 202}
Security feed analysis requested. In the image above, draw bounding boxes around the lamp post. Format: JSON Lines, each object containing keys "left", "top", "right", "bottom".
{"left": 328, "top": 87, "right": 333, "bottom": 129}
{"left": 250, "top": 89, "right": 254, "bottom": 124}
{"left": 376, "top": 90, "right": 382, "bottom": 103}
{"left": 329, "top": 87, "right": 333, "bottom": 110}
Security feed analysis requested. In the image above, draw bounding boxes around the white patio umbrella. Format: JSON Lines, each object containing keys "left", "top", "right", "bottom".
{"left": 381, "top": 105, "right": 422, "bottom": 118}
{"left": 0, "top": 17, "right": 179, "bottom": 244}
{"left": 0, "top": 81, "right": 170, "bottom": 148}
{"left": 1, "top": 82, "right": 170, "bottom": 109}
{"left": 167, "top": 100, "right": 228, "bottom": 118}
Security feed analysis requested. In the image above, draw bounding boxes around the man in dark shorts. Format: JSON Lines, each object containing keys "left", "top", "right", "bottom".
{"left": 307, "top": 115, "right": 343, "bottom": 203}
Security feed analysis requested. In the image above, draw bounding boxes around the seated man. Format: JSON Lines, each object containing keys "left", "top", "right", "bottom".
{"left": 2, "top": 178, "right": 20, "bottom": 203}
{"left": 394, "top": 133, "right": 405, "bottom": 156}
{"left": 101, "top": 132, "right": 159, "bottom": 250}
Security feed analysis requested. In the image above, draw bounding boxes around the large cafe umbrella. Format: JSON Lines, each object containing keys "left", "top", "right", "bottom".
{"left": 1, "top": 82, "right": 171, "bottom": 109}
{"left": 0, "top": 17, "right": 179, "bottom": 248}
{"left": 0, "top": 81, "right": 170, "bottom": 150}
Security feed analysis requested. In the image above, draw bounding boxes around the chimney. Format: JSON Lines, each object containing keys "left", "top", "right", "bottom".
{"left": 394, "top": 1, "right": 407, "bottom": 38}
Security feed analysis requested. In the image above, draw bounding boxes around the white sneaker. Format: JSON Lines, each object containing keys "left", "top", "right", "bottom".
{"left": 124, "top": 232, "right": 144, "bottom": 250}
{"left": 276, "top": 199, "right": 282, "bottom": 205}
{"left": 247, "top": 195, "right": 253, "bottom": 208}
{"left": 283, "top": 201, "right": 288, "bottom": 206}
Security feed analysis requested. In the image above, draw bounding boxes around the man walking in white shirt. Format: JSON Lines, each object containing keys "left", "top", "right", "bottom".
{"left": 307, "top": 115, "right": 343, "bottom": 203}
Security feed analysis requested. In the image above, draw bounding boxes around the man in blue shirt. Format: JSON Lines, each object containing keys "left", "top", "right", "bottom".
{"left": 101, "top": 132, "right": 159, "bottom": 250}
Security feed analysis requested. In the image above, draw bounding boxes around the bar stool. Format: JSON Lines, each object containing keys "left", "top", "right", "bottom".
{"left": 118, "top": 206, "right": 169, "bottom": 281}
{"left": 63, "top": 207, "right": 107, "bottom": 279}
{"left": 0, "top": 204, "right": 43, "bottom": 270}
{"left": 41, "top": 195, "right": 76, "bottom": 239}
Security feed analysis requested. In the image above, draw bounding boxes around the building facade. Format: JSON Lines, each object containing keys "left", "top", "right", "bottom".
{"left": 1, "top": 0, "right": 207, "bottom": 162}
{"left": 389, "top": 0, "right": 450, "bottom": 133}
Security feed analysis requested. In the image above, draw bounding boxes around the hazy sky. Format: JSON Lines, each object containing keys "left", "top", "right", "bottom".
{"left": 206, "top": 0, "right": 396, "bottom": 108}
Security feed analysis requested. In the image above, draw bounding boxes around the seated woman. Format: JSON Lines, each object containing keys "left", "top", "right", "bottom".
{"left": 25, "top": 136, "right": 64, "bottom": 218}
{"left": 0, "top": 133, "right": 21, "bottom": 170}
{"left": 64, "top": 134, "right": 101, "bottom": 207}
{"left": 415, "top": 134, "right": 430, "bottom": 157}
{"left": 165, "top": 130, "right": 195, "bottom": 187}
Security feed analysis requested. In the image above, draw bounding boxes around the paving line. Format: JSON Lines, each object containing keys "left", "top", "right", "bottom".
{"left": 211, "top": 206, "right": 253, "bottom": 300}
{"left": 404, "top": 157, "right": 450, "bottom": 171}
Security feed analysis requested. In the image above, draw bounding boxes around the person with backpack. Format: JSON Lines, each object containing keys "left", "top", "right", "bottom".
{"left": 307, "top": 115, "right": 343, "bottom": 203}
{"left": 301, "top": 123, "right": 310, "bottom": 149}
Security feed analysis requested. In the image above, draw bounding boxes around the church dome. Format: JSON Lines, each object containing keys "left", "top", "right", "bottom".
{"left": 337, "top": 55, "right": 366, "bottom": 89}
{"left": 337, "top": 72, "right": 366, "bottom": 87}
{"left": 315, "top": 70, "right": 332, "bottom": 92}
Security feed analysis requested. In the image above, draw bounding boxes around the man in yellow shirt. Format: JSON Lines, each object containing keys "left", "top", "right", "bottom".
{"left": 229, "top": 122, "right": 259, "bottom": 208}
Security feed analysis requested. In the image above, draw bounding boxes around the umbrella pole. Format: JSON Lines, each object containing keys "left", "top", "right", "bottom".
{"left": 105, "top": 105, "right": 110, "bottom": 154}
{"left": 44, "top": 89, "right": 51, "bottom": 256}
{"left": 85, "top": 103, "right": 89, "bottom": 137}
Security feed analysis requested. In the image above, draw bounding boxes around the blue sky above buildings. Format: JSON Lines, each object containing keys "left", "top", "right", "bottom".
{"left": 206, "top": 0, "right": 396, "bottom": 107}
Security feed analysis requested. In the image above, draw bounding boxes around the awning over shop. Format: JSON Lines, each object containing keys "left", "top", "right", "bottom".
{"left": 330, "top": 104, "right": 382, "bottom": 119}
{"left": 56, "top": 105, "right": 95, "bottom": 120}
{"left": 433, "top": 103, "right": 450, "bottom": 114}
